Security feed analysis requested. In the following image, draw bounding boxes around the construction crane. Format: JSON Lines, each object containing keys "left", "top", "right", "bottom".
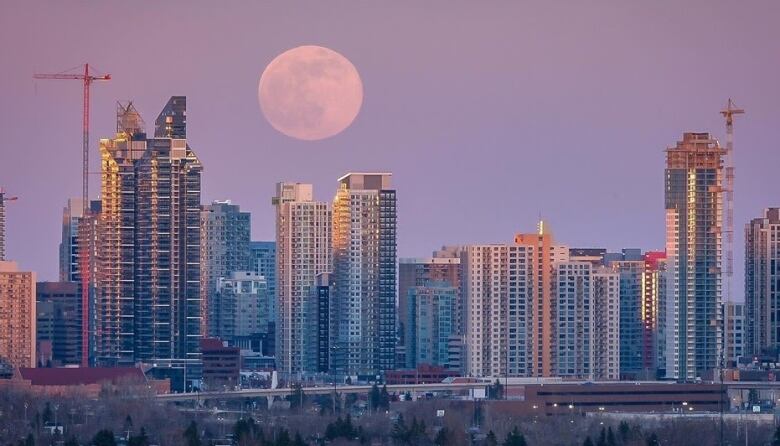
{"left": 33, "top": 64, "right": 110, "bottom": 368}
{"left": 720, "top": 99, "right": 744, "bottom": 306}
{"left": 33, "top": 64, "right": 111, "bottom": 213}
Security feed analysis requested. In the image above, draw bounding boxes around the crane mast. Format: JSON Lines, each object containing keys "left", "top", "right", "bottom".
{"left": 720, "top": 99, "right": 744, "bottom": 306}
{"left": 33, "top": 64, "right": 111, "bottom": 368}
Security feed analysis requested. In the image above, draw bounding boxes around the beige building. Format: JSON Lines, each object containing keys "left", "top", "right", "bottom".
{"left": 273, "top": 182, "right": 331, "bottom": 378}
{"left": 0, "top": 261, "right": 36, "bottom": 369}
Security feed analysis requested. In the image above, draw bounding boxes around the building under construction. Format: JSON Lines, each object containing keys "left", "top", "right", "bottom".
{"left": 97, "top": 97, "right": 203, "bottom": 388}
{"left": 664, "top": 132, "right": 725, "bottom": 380}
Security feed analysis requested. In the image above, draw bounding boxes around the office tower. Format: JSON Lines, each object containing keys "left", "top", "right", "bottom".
{"left": 745, "top": 208, "right": 780, "bottom": 356}
{"left": 36, "top": 282, "right": 81, "bottom": 366}
{"left": 514, "top": 222, "right": 569, "bottom": 377}
{"left": 0, "top": 261, "right": 36, "bottom": 369}
{"left": 554, "top": 262, "right": 594, "bottom": 379}
{"left": 201, "top": 201, "right": 251, "bottom": 338}
{"left": 398, "top": 256, "right": 461, "bottom": 359}
{"left": 665, "top": 132, "right": 725, "bottom": 379}
{"left": 331, "top": 173, "right": 397, "bottom": 377}
{"left": 97, "top": 98, "right": 203, "bottom": 378}
{"left": 607, "top": 250, "right": 666, "bottom": 379}
{"left": 213, "top": 272, "right": 269, "bottom": 345}
{"left": 462, "top": 244, "right": 533, "bottom": 378}
{"left": 724, "top": 301, "right": 745, "bottom": 364}
{"left": 315, "top": 273, "right": 332, "bottom": 373}
{"left": 593, "top": 268, "right": 620, "bottom": 380}
{"left": 273, "top": 182, "right": 331, "bottom": 378}
{"left": 405, "top": 284, "right": 457, "bottom": 369}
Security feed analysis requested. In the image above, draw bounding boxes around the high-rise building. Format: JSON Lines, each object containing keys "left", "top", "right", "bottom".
{"left": 462, "top": 244, "right": 534, "bottom": 378}
{"left": 97, "top": 98, "right": 203, "bottom": 379}
{"left": 331, "top": 173, "right": 397, "bottom": 377}
{"left": 250, "top": 241, "right": 277, "bottom": 323}
{"left": 405, "top": 284, "right": 457, "bottom": 369}
{"left": 58, "top": 198, "right": 100, "bottom": 366}
{"left": 214, "top": 272, "right": 269, "bottom": 345}
{"left": 36, "top": 282, "right": 81, "bottom": 367}
{"left": 664, "top": 132, "right": 725, "bottom": 379}
{"left": 593, "top": 268, "right": 620, "bottom": 380}
{"left": 0, "top": 261, "right": 36, "bottom": 369}
{"left": 273, "top": 183, "right": 331, "bottom": 378}
{"left": 398, "top": 256, "right": 461, "bottom": 359}
{"left": 608, "top": 250, "right": 667, "bottom": 379}
{"left": 724, "top": 301, "right": 745, "bottom": 364}
{"left": 514, "top": 223, "right": 569, "bottom": 377}
{"left": 745, "top": 208, "right": 780, "bottom": 356}
{"left": 201, "top": 201, "right": 251, "bottom": 338}
{"left": 553, "top": 262, "right": 594, "bottom": 379}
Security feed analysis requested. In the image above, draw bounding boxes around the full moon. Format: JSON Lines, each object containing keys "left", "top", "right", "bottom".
{"left": 258, "top": 45, "right": 363, "bottom": 141}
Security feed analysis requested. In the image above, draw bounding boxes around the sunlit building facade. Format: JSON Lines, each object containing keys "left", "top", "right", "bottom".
{"left": 514, "top": 223, "right": 569, "bottom": 377}
{"left": 97, "top": 98, "right": 203, "bottom": 374}
{"left": 331, "top": 173, "right": 397, "bottom": 378}
{"left": 745, "top": 208, "right": 780, "bottom": 355}
{"left": 274, "top": 182, "right": 331, "bottom": 378}
{"left": 664, "top": 132, "right": 724, "bottom": 379}
{"left": 0, "top": 261, "right": 36, "bottom": 369}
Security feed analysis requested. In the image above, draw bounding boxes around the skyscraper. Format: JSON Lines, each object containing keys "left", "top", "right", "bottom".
{"left": 553, "top": 262, "right": 594, "bottom": 379}
{"left": 273, "top": 183, "right": 331, "bottom": 378}
{"left": 201, "top": 200, "right": 251, "bottom": 338}
{"left": 97, "top": 98, "right": 203, "bottom": 379}
{"left": 514, "top": 223, "right": 569, "bottom": 377}
{"left": 665, "top": 132, "right": 725, "bottom": 379}
{"left": 462, "top": 244, "right": 536, "bottom": 378}
{"left": 593, "top": 268, "right": 620, "bottom": 380}
{"left": 59, "top": 198, "right": 100, "bottom": 366}
{"left": 745, "top": 208, "right": 780, "bottom": 356}
{"left": 250, "top": 241, "right": 277, "bottom": 323}
{"left": 331, "top": 173, "right": 397, "bottom": 377}
{"left": 0, "top": 261, "right": 36, "bottom": 369}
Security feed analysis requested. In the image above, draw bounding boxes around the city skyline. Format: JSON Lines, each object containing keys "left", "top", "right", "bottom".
{"left": 2, "top": 2, "right": 779, "bottom": 289}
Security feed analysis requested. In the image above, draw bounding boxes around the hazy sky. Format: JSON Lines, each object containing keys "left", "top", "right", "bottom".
{"left": 1, "top": 1, "right": 779, "bottom": 294}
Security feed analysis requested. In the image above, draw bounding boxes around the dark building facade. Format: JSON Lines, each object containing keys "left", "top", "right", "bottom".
{"left": 36, "top": 282, "right": 81, "bottom": 367}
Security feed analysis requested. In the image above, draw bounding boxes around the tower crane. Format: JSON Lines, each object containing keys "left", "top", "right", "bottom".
{"left": 33, "top": 64, "right": 111, "bottom": 213}
{"left": 33, "top": 64, "right": 110, "bottom": 367}
{"left": 720, "top": 99, "right": 744, "bottom": 306}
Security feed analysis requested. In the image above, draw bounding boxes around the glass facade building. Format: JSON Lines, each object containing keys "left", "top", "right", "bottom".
{"left": 97, "top": 98, "right": 203, "bottom": 378}
{"left": 664, "top": 132, "right": 724, "bottom": 380}
{"left": 331, "top": 173, "right": 397, "bottom": 378}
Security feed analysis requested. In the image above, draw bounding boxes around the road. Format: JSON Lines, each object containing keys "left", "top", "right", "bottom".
{"left": 156, "top": 382, "right": 489, "bottom": 402}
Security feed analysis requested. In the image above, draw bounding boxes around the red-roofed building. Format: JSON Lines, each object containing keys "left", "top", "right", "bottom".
{"left": 0, "top": 367, "right": 169, "bottom": 397}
